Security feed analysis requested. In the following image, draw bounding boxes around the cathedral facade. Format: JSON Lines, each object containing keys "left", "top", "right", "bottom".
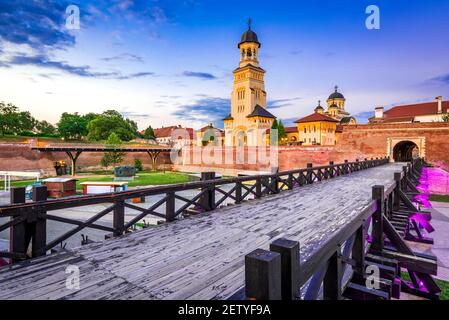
{"left": 223, "top": 22, "right": 276, "bottom": 147}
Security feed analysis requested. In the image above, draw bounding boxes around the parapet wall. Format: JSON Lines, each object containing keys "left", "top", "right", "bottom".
{"left": 0, "top": 143, "right": 171, "bottom": 176}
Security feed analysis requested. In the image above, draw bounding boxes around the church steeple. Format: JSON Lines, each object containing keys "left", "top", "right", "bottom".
{"left": 238, "top": 18, "right": 260, "bottom": 67}
{"left": 224, "top": 20, "right": 272, "bottom": 147}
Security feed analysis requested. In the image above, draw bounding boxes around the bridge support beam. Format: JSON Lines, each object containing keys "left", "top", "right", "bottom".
{"left": 66, "top": 151, "right": 82, "bottom": 176}
{"left": 147, "top": 151, "right": 161, "bottom": 172}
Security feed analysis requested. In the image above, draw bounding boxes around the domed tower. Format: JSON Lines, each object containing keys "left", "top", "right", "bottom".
{"left": 314, "top": 100, "right": 324, "bottom": 114}
{"left": 326, "top": 85, "right": 350, "bottom": 120}
{"left": 326, "top": 86, "right": 346, "bottom": 109}
{"left": 238, "top": 19, "right": 261, "bottom": 68}
{"left": 224, "top": 19, "right": 275, "bottom": 147}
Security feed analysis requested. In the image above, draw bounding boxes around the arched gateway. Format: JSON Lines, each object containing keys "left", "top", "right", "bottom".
{"left": 388, "top": 137, "right": 426, "bottom": 162}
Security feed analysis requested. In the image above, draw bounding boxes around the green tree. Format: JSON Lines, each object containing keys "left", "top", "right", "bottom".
{"left": 87, "top": 110, "right": 138, "bottom": 141}
{"left": 57, "top": 112, "right": 91, "bottom": 140}
{"left": 36, "top": 120, "right": 56, "bottom": 136}
{"left": 143, "top": 126, "right": 155, "bottom": 140}
{"left": 278, "top": 120, "right": 287, "bottom": 144}
{"left": 101, "top": 133, "right": 126, "bottom": 168}
{"left": 0, "top": 102, "right": 37, "bottom": 135}
{"left": 269, "top": 119, "right": 279, "bottom": 145}
{"left": 443, "top": 113, "right": 449, "bottom": 122}
{"left": 134, "top": 158, "right": 143, "bottom": 171}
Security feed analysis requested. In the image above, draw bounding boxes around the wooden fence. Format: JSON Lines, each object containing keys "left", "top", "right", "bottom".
{"left": 0, "top": 157, "right": 388, "bottom": 263}
{"left": 237, "top": 158, "right": 441, "bottom": 300}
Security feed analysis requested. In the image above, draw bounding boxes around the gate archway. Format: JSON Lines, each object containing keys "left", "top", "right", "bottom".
{"left": 393, "top": 140, "right": 419, "bottom": 162}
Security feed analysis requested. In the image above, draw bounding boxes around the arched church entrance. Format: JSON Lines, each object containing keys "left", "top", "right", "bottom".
{"left": 393, "top": 140, "right": 419, "bottom": 162}
{"left": 234, "top": 129, "right": 247, "bottom": 147}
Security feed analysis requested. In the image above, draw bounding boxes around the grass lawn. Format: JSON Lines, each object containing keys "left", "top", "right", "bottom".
{"left": 2, "top": 171, "right": 193, "bottom": 190}
{"left": 429, "top": 194, "right": 449, "bottom": 203}
{"left": 401, "top": 271, "right": 449, "bottom": 300}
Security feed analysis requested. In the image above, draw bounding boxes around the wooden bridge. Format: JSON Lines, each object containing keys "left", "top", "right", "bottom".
{"left": 0, "top": 158, "right": 441, "bottom": 299}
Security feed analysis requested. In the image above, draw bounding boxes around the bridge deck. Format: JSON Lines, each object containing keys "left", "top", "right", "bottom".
{"left": 0, "top": 163, "right": 404, "bottom": 300}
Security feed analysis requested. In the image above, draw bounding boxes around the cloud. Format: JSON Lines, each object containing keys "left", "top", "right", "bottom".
{"left": 353, "top": 111, "right": 374, "bottom": 124}
{"left": 182, "top": 71, "right": 217, "bottom": 80}
{"left": 1, "top": 54, "right": 155, "bottom": 80}
{"left": 4, "top": 54, "right": 120, "bottom": 78}
{"left": 101, "top": 53, "right": 144, "bottom": 63}
{"left": 268, "top": 97, "right": 302, "bottom": 109}
{"left": 0, "top": 0, "right": 76, "bottom": 51}
{"left": 172, "top": 97, "right": 231, "bottom": 128}
{"left": 429, "top": 73, "right": 449, "bottom": 85}
{"left": 117, "top": 72, "right": 155, "bottom": 80}
{"left": 120, "top": 110, "right": 150, "bottom": 120}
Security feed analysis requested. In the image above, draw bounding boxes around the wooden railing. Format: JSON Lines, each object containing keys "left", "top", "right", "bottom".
{"left": 0, "top": 157, "right": 389, "bottom": 263}
{"left": 236, "top": 158, "right": 441, "bottom": 300}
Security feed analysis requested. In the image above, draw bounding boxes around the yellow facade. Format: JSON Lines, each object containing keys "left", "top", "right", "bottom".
{"left": 224, "top": 23, "right": 275, "bottom": 147}
{"left": 297, "top": 121, "right": 338, "bottom": 146}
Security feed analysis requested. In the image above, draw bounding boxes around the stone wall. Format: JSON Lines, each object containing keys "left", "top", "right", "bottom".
{"left": 173, "top": 146, "right": 364, "bottom": 175}
{"left": 337, "top": 123, "right": 449, "bottom": 170}
{"left": 0, "top": 143, "right": 172, "bottom": 176}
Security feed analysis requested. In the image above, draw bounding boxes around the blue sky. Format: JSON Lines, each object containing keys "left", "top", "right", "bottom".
{"left": 1, "top": 0, "right": 448, "bottom": 129}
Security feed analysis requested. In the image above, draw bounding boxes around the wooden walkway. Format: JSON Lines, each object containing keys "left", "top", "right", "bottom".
{"left": 0, "top": 163, "right": 404, "bottom": 300}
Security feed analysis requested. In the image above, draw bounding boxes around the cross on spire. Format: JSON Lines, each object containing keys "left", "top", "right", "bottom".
{"left": 334, "top": 85, "right": 338, "bottom": 92}
{"left": 248, "top": 18, "right": 252, "bottom": 30}
{"left": 318, "top": 100, "right": 321, "bottom": 106}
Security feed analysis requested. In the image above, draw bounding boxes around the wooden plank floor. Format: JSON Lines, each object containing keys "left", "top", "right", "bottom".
{"left": 0, "top": 163, "right": 404, "bottom": 300}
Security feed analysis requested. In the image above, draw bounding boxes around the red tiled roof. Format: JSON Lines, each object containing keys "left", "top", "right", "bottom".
{"left": 383, "top": 101, "right": 449, "bottom": 118}
{"left": 153, "top": 126, "right": 194, "bottom": 139}
{"left": 285, "top": 126, "right": 297, "bottom": 133}
{"left": 200, "top": 125, "right": 225, "bottom": 136}
{"left": 294, "top": 113, "right": 339, "bottom": 123}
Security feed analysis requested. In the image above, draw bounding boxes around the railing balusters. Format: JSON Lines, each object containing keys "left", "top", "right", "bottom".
{"left": 270, "top": 238, "right": 300, "bottom": 300}
{"left": 113, "top": 200, "right": 125, "bottom": 237}
{"left": 245, "top": 249, "right": 282, "bottom": 300}
{"left": 323, "top": 248, "right": 342, "bottom": 300}
{"left": 1, "top": 157, "right": 391, "bottom": 264}
{"left": 9, "top": 187, "right": 27, "bottom": 262}
{"left": 235, "top": 181, "right": 243, "bottom": 203}
{"left": 32, "top": 185, "right": 48, "bottom": 257}
{"left": 372, "top": 185, "right": 385, "bottom": 252}
{"left": 165, "top": 192, "right": 175, "bottom": 222}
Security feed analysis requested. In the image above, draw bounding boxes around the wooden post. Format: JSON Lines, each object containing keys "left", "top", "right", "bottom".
{"left": 393, "top": 172, "right": 402, "bottom": 211}
{"left": 255, "top": 177, "right": 262, "bottom": 198}
{"left": 200, "top": 172, "right": 215, "bottom": 211}
{"left": 402, "top": 166, "right": 408, "bottom": 190}
{"left": 235, "top": 181, "right": 243, "bottom": 203}
{"left": 165, "top": 191, "right": 175, "bottom": 222}
{"left": 351, "top": 225, "right": 366, "bottom": 284}
{"left": 113, "top": 200, "right": 125, "bottom": 237}
{"left": 372, "top": 185, "right": 385, "bottom": 252}
{"left": 32, "top": 185, "right": 47, "bottom": 257}
{"left": 306, "top": 163, "right": 313, "bottom": 184}
{"left": 271, "top": 167, "right": 280, "bottom": 194}
{"left": 9, "top": 187, "right": 27, "bottom": 262}
{"left": 344, "top": 160, "right": 349, "bottom": 174}
{"left": 323, "top": 249, "right": 342, "bottom": 300}
{"left": 329, "top": 161, "right": 334, "bottom": 178}
{"left": 270, "top": 238, "right": 300, "bottom": 300}
{"left": 287, "top": 173, "right": 293, "bottom": 190}
{"left": 245, "top": 249, "right": 282, "bottom": 300}
{"left": 388, "top": 192, "right": 393, "bottom": 220}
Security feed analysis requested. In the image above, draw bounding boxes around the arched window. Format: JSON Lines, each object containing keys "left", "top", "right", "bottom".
{"left": 247, "top": 48, "right": 252, "bottom": 57}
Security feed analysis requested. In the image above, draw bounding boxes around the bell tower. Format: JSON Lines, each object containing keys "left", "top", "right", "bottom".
{"left": 224, "top": 19, "right": 275, "bottom": 147}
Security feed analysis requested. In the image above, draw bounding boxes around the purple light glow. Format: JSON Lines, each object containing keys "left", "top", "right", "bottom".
{"left": 410, "top": 213, "right": 435, "bottom": 233}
